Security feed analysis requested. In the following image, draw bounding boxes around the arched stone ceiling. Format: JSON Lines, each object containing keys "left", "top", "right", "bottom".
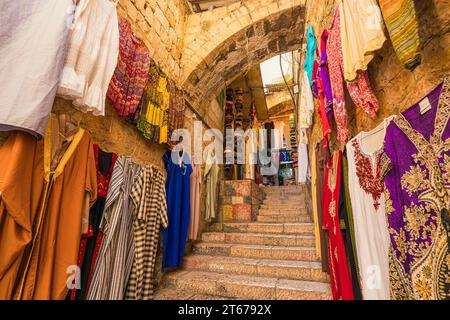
{"left": 181, "top": 1, "right": 306, "bottom": 116}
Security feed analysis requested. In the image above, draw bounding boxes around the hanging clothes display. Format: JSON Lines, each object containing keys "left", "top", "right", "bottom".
{"left": 188, "top": 164, "right": 202, "bottom": 240}
{"left": 382, "top": 78, "right": 450, "bottom": 300}
{"left": 0, "top": 0, "right": 72, "bottom": 138}
{"left": 313, "top": 30, "right": 334, "bottom": 119}
{"left": 126, "top": 165, "right": 168, "bottom": 300}
{"left": 162, "top": 150, "right": 192, "bottom": 271}
{"left": 0, "top": 115, "right": 97, "bottom": 300}
{"left": 322, "top": 151, "right": 354, "bottom": 300}
{"left": 304, "top": 25, "right": 318, "bottom": 87}
{"left": 87, "top": 157, "right": 140, "bottom": 300}
{"left": 168, "top": 81, "right": 186, "bottom": 141}
{"left": 328, "top": 6, "right": 380, "bottom": 143}
{"left": 204, "top": 148, "right": 220, "bottom": 221}
{"left": 297, "top": 143, "right": 310, "bottom": 184}
{"left": 69, "top": 145, "right": 118, "bottom": 300}
{"left": 339, "top": 157, "right": 362, "bottom": 300}
{"left": 315, "top": 141, "right": 331, "bottom": 272}
{"left": 58, "top": 0, "right": 119, "bottom": 116}
{"left": 346, "top": 118, "right": 395, "bottom": 300}
{"left": 299, "top": 71, "right": 315, "bottom": 130}
{"left": 107, "top": 17, "right": 151, "bottom": 118}
{"left": 378, "top": 0, "right": 422, "bottom": 70}
{"left": 339, "top": 0, "right": 386, "bottom": 81}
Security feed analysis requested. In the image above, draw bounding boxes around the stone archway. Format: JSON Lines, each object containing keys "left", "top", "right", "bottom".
{"left": 181, "top": 0, "right": 307, "bottom": 115}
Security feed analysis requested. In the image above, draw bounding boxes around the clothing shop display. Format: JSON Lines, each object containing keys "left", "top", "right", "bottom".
{"left": 378, "top": 0, "right": 422, "bottom": 70}
{"left": 69, "top": 145, "right": 118, "bottom": 300}
{"left": 382, "top": 78, "right": 450, "bottom": 300}
{"left": 107, "top": 17, "right": 151, "bottom": 118}
{"left": 297, "top": 143, "right": 309, "bottom": 184}
{"left": 87, "top": 157, "right": 140, "bottom": 300}
{"left": 316, "top": 76, "right": 332, "bottom": 147}
{"left": 205, "top": 148, "right": 220, "bottom": 221}
{"left": 188, "top": 164, "right": 202, "bottom": 240}
{"left": 346, "top": 118, "right": 395, "bottom": 300}
{"left": 0, "top": 115, "right": 97, "bottom": 300}
{"left": 339, "top": 157, "right": 362, "bottom": 300}
{"left": 304, "top": 25, "right": 318, "bottom": 87}
{"left": 315, "top": 141, "right": 330, "bottom": 272}
{"left": 342, "top": 152, "right": 361, "bottom": 289}
{"left": 313, "top": 30, "right": 334, "bottom": 119}
{"left": 0, "top": 0, "right": 72, "bottom": 138}
{"left": 58, "top": 0, "right": 119, "bottom": 116}
{"left": 328, "top": 6, "right": 380, "bottom": 143}
{"left": 323, "top": 151, "right": 354, "bottom": 300}
{"left": 162, "top": 150, "right": 192, "bottom": 271}
{"left": 126, "top": 165, "right": 168, "bottom": 300}
{"left": 339, "top": 0, "right": 386, "bottom": 81}
{"left": 299, "top": 71, "right": 315, "bottom": 130}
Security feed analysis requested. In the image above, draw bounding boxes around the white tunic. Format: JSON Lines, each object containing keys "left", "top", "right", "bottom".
{"left": 346, "top": 116, "right": 395, "bottom": 300}
{"left": 58, "top": 0, "right": 119, "bottom": 116}
{"left": 339, "top": 0, "right": 386, "bottom": 81}
{"left": 0, "top": 0, "right": 73, "bottom": 138}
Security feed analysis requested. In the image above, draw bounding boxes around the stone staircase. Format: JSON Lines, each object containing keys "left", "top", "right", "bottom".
{"left": 154, "top": 185, "right": 331, "bottom": 300}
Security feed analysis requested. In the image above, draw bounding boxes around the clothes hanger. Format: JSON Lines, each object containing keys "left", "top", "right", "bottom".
{"left": 360, "top": 115, "right": 396, "bottom": 141}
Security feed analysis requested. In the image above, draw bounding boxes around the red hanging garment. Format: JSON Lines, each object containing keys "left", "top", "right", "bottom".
{"left": 322, "top": 151, "right": 354, "bottom": 300}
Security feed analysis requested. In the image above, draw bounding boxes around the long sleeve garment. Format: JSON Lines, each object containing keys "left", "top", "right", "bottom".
{"left": 339, "top": 154, "right": 363, "bottom": 300}
{"left": 346, "top": 118, "right": 395, "bottom": 300}
{"left": 378, "top": 0, "right": 422, "bottom": 70}
{"left": 107, "top": 17, "right": 151, "bottom": 118}
{"left": 87, "top": 157, "right": 140, "bottom": 300}
{"left": 188, "top": 164, "right": 202, "bottom": 240}
{"left": 322, "top": 151, "right": 354, "bottom": 300}
{"left": 304, "top": 25, "right": 318, "bottom": 87}
{"left": 0, "top": 0, "right": 72, "bottom": 138}
{"left": 204, "top": 148, "right": 220, "bottom": 221}
{"left": 126, "top": 165, "right": 168, "bottom": 300}
{"left": 328, "top": 6, "right": 380, "bottom": 143}
{"left": 58, "top": 0, "right": 119, "bottom": 116}
{"left": 339, "top": 0, "right": 386, "bottom": 81}
{"left": 162, "top": 150, "right": 192, "bottom": 271}
{"left": 382, "top": 78, "right": 450, "bottom": 300}
{"left": 0, "top": 122, "right": 97, "bottom": 300}
{"left": 316, "top": 141, "right": 330, "bottom": 272}
{"left": 68, "top": 145, "right": 118, "bottom": 300}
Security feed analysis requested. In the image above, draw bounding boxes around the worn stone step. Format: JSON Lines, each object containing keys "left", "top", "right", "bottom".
{"left": 260, "top": 204, "right": 306, "bottom": 210}
{"left": 162, "top": 270, "right": 331, "bottom": 300}
{"left": 201, "top": 232, "right": 315, "bottom": 247}
{"left": 154, "top": 287, "right": 233, "bottom": 300}
{"left": 262, "top": 198, "right": 306, "bottom": 206}
{"left": 210, "top": 222, "right": 314, "bottom": 235}
{"left": 192, "top": 243, "right": 317, "bottom": 261}
{"left": 257, "top": 214, "right": 311, "bottom": 223}
{"left": 263, "top": 192, "right": 306, "bottom": 199}
{"left": 258, "top": 208, "right": 308, "bottom": 216}
{"left": 261, "top": 186, "right": 306, "bottom": 194}
{"left": 183, "top": 255, "right": 329, "bottom": 283}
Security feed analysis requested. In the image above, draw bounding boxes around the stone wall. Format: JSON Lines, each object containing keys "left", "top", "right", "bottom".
{"left": 181, "top": 0, "right": 307, "bottom": 114}
{"left": 118, "top": 0, "right": 188, "bottom": 83}
{"left": 304, "top": 0, "right": 450, "bottom": 151}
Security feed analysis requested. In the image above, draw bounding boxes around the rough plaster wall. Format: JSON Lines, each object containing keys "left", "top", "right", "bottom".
{"left": 304, "top": 0, "right": 450, "bottom": 152}
{"left": 118, "top": 0, "right": 188, "bottom": 83}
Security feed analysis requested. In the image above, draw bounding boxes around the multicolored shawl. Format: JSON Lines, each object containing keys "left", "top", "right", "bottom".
{"left": 378, "top": 0, "right": 422, "bottom": 70}
{"left": 107, "top": 18, "right": 151, "bottom": 117}
{"left": 382, "top": 77, "right": 450, "bottom": 300}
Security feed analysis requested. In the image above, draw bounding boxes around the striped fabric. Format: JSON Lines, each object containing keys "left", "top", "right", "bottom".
{"left": 126, "top": 166, "right": 168, "bottom": 300}
{"left": 86, "top": 157, "right": 140, "bottom": 300}
{"left": 379, "top": 0, "right": 421, "bottom": 70}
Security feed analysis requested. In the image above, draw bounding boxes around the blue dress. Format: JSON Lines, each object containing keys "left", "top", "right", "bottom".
{"left": 304, "top": 25, "right": 317, "bottom": 87}
{"left": 162, "top": 150, "right": 192, "bottom": 271}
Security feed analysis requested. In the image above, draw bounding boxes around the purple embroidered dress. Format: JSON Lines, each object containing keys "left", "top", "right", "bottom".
{"left": 382, "top": 77, "right": 450, "bottom": 300}
{"left": 314, "top": 30, "right": 334, "bottom": 119}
